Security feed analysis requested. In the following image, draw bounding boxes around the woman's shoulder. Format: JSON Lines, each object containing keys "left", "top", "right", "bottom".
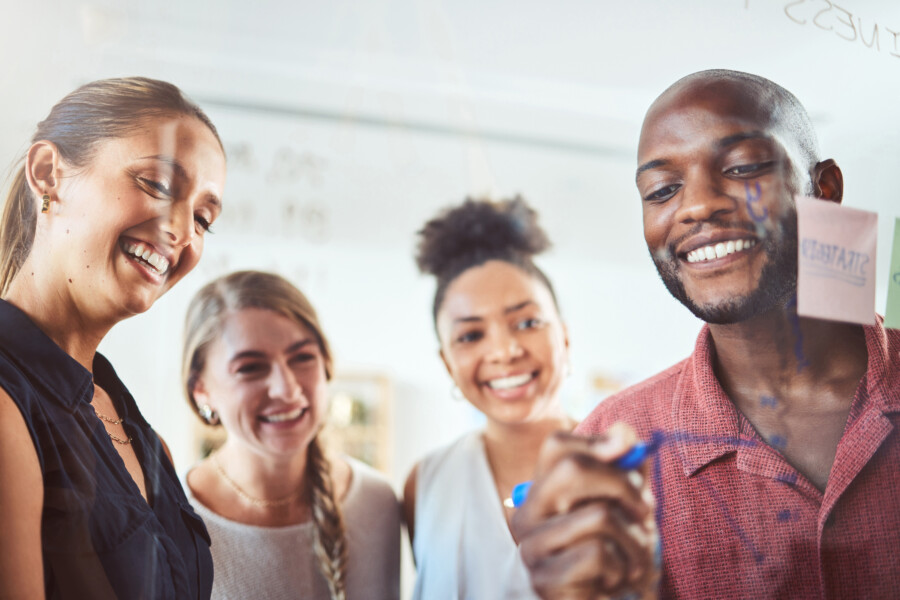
{"left": 341, "top": 457, "right": 401, "bottom": 547}
{"left": 0, "top": 343, "right": 49, "bottom": 419}
{"left": 344, "top": 457, "right": 397, "bottom": 505}
{"left": 415, "top": 429, "right": 484, "bottom": 483}
{"left": 181, "top": 459, "right": 235, "bottom": 520}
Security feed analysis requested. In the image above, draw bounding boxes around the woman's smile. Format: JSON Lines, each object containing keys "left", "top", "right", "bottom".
{"left": 257, "top": 405, "right": 309, "bottom": 426}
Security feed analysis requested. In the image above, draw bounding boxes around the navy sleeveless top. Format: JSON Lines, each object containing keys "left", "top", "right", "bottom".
{"left": 0, "top": 300, "right": 213, "bottom": 599}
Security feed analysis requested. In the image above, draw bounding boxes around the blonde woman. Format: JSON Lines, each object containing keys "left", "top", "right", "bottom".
{"left": 0, "top": 78, "right": 226, "bottom": 598}
{"left": 182, "top": 270, "right": 400, "bottom": 600}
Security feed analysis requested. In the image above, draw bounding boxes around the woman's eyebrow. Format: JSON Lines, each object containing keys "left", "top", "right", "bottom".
{"left": 137, "top": 155, "right": 188, "bottom": 178}
{"left": 504, "top": 300, "right": 536, "bottom": 314}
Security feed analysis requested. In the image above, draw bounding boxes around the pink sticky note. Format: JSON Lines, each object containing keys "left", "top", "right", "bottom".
{"left": 796, "top": 196, "right": 877, "bottom": 325}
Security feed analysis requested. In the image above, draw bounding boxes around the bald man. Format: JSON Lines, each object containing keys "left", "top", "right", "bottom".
{"left": 512, "top": 70, "right": 900, "bottom": 599}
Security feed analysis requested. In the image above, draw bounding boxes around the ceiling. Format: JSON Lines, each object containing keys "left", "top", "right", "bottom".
{"left": 2, "top": 0, "right": 899, "bottom": 282}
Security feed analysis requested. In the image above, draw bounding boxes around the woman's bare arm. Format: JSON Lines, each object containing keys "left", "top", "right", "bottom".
{"left": 402, "top": 463, "right": 419, "bottom": 554}
{"left": 0, "top": 388, "right": 44, "bottom": 598}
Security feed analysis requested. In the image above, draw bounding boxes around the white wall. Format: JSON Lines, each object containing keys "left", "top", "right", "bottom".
{"left": 3, "top": 1, "right": 900, "bottom": 595}
{"left": 96, "top": 100, "right": 704, "bottom": 484}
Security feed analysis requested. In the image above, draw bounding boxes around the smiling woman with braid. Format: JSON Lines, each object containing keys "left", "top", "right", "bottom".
{"left": 182, "top": 270, "right": 400, "bottom": 600}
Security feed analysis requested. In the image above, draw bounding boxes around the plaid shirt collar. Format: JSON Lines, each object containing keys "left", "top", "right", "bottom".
{"left": 671, "top": 317, "right": 900, "bottom": 480}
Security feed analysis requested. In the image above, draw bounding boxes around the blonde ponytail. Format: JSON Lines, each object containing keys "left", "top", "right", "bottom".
{"left": 307, "top": 437, "right": 348, "bottom": 600}
{"left": 0, "top": 166, "right": 36, "bottom": 296}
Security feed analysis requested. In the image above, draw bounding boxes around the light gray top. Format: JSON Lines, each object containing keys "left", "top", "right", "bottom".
{"left": 184, "top": 457, "right": 400, "bottom": 600}
{"left": 412, "top": 430, "right": 538, "bottom": 600}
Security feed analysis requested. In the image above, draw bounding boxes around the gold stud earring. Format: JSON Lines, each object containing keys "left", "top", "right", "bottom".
{"left": 41, "top": 194, "right": 50, "bottom": 213}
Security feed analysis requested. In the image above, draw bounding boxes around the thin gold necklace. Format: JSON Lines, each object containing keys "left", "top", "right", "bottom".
{"left": 212, "top": 454, "right": 300, "bottom": 508}
{"left": 94, "top": 410, "right": 133, "bottom": 445}
{"left": 95, "top": 411, "right": 124, "bottom": 425}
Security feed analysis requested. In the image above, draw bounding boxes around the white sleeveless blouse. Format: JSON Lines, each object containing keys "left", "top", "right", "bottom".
{"left": 412, "top": 430, "right": 538, "bottom": 600}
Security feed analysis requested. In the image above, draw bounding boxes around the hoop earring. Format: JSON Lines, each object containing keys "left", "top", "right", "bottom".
{"left": 199, "top": 404, "right": 219, "bottom": 425}
{"left": 450, "top": 384, "right": 465, "bottom": 402}
{"left": 41, "top": 194, "right": 50, "bottom": 213}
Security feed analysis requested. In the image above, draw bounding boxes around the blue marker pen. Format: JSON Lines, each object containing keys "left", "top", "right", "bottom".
{"left": 504, "top": 440, "right": 653, "bottom": 509}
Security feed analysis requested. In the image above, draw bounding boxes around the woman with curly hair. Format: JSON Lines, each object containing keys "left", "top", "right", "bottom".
{"left": 404, "top": 197, "right": 577, "bottom": 599}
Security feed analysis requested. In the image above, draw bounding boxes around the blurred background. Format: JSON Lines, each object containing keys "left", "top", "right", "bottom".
{"left": 3, "top": 0, "right": 899, "bottom": 592}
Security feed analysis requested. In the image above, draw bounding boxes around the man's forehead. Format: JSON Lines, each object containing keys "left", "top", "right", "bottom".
{"left": 650, "top": 79, "right": 772, "bottom": 131}
{"left": 637, "top": 80, "right": 784, "bottom": 157}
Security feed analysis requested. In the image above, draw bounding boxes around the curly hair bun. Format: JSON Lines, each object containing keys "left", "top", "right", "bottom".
{"left": 415, "top": 196, "right": 550, "bottom": 278}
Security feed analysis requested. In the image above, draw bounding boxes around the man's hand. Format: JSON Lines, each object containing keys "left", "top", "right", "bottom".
{"left": 511, "top": 423, "right": 659, "bottom": 600}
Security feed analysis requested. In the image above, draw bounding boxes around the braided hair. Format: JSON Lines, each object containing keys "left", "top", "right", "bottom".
{"left": 307, "top": 437, "right": 348, "bottom": 600}
{"left": 182, "top": 270, "right": 348, "bottom": 599}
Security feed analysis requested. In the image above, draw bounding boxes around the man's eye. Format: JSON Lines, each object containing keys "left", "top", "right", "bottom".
{"left": 643, "top": 184, "right": 680, "bottom": 202}
{"left": 724, "top": 161, "right": 774, "bottom": 176}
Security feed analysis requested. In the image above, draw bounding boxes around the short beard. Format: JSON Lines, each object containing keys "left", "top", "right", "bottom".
{"left": 651, "top": 210, "right": 798, "bottom": 324}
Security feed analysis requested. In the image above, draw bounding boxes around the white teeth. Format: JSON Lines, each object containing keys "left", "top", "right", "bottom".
{"left": 714, "top": 243, "right": 726, "bottom": 258}
{"left": 122, "top": 241, "right": 170, "bottom": 275}
{"left": 685, "top": 239, "right": 756, "bottom": 263}
{"left": 487, "top": 373, "right": 534, "bottom": 390}
{"left": 260, "top": 407, "right": 304, "bottom": 423}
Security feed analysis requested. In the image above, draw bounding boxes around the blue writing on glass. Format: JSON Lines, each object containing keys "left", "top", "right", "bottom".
{"left": 774, "top": 472, "right": 798, "bottom": 486}
{"left": 648, "top": 430, "right": 766, "bottom": 562}
{"left": 786, "top": 294, "right": 810, "bottom": 373}
{"left": 776, "top": 509, "right": 798, "bottom": 522}
{"left": 697, "top": 475, "right": 766, "bottom": 564}
{"left": 745, "top": 181, "right": 768, "bottom": 222}
{"left": 770, "top": 435, "right": 788, "bottom": 449}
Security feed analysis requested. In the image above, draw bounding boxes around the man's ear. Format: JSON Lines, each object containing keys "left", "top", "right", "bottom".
{"left": 25, "top": 141, "right": 63, "bottom": 202}
{"left": 811, "top": 159, "right": 843, "bottom": 204}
